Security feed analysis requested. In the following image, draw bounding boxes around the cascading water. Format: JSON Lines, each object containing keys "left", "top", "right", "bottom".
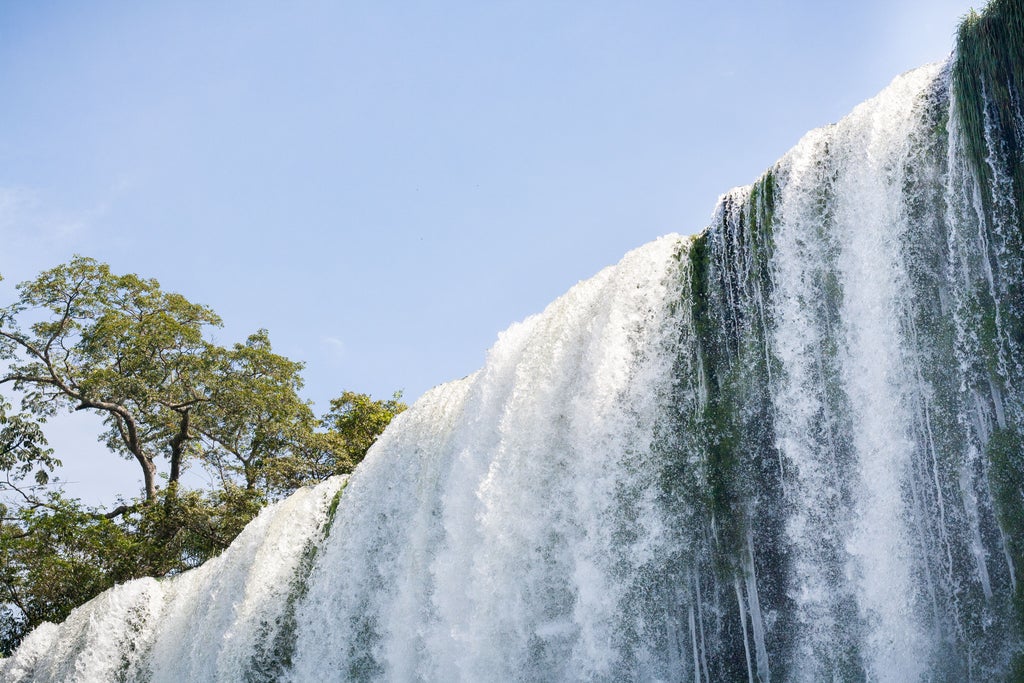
{"left": 0, "top": 478, "right": 346, "bottom": 682}
{"left": 4, "top": 1, "right": 1024, "bottom": 680}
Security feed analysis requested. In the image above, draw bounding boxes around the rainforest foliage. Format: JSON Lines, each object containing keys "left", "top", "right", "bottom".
{"left": 0, "top": 257, "right": 406, "bottom": 653}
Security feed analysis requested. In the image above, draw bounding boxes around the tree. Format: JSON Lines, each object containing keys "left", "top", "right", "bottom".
{"left": 322, "top": 391, "right": 407, "bottom": 465}
{"left": 191, "top": 329, "right": 316, "bottom": 493}
{"left": 0, "top": 257, "right": 407, "bottom": 653}
{"left": 0, "top": 257, "right": 223, "bottom": 504}
{"left": 0, "top": 400, "right": 56, "bottom": 496}
{"left": 0, "top": 494, "right": 136, "bottom": 652}
{"left": 264, "top": 391, "right": 407, "bottom": 495}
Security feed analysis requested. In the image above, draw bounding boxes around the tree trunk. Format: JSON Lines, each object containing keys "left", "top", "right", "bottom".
{"left": 168, "top": 409, "right": 190, "bottom": 489}
{"left": 139, "top": 454, "right": 157, "bottom": 502}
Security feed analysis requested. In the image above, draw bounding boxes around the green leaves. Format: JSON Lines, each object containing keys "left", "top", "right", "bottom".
{"left": 0, "top": 256, "right": 408, "bottom": 652}
{"left": 0, "top": 494, "right": 130, "bottom": 653}
{"left": 192, "top": 329, "right": 313, "bottom": 490}
{"left": 0, "top": 400, "right": 56, "bottom": 485}
{"left": 256, "top": 391, "right": 407, "bottom": 498}
{"left": 322, "top": 391, "right": 407, "bottom": 462}
{"left": 0, "top": 257, "right": 262, "bottom": 500}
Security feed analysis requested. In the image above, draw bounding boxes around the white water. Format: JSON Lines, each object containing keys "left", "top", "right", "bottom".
{"left": 769, "top": 64, "right": 940, "bottom": 681}
{"left": 289, "top": 235, "right": 689, "bottom": 682}
{"left": 4, "top": 43, "right": 1023, "bottom": 683}
{"left": 1, "top": 478, "right": 344, "bottom": 682}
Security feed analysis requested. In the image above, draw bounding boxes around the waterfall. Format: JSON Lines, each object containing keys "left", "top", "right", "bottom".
{"left": 1, "top": 478, "right": 345, "bottom": 682}
{"left": 4, "top": 1, "right": 1023, "bottom": 680}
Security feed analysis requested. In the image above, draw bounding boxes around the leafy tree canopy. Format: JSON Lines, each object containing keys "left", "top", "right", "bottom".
{"left": 0, "top": 257, "right": 406, "bottom": 653}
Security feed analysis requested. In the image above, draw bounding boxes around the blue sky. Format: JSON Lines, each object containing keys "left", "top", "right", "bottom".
{"left": 0, "top": 0, "right": 978, "bottom": 502}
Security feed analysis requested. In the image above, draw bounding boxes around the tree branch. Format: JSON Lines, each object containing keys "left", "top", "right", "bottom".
{"left": 102, "top": 503, "right": 137, "bottom": 520}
